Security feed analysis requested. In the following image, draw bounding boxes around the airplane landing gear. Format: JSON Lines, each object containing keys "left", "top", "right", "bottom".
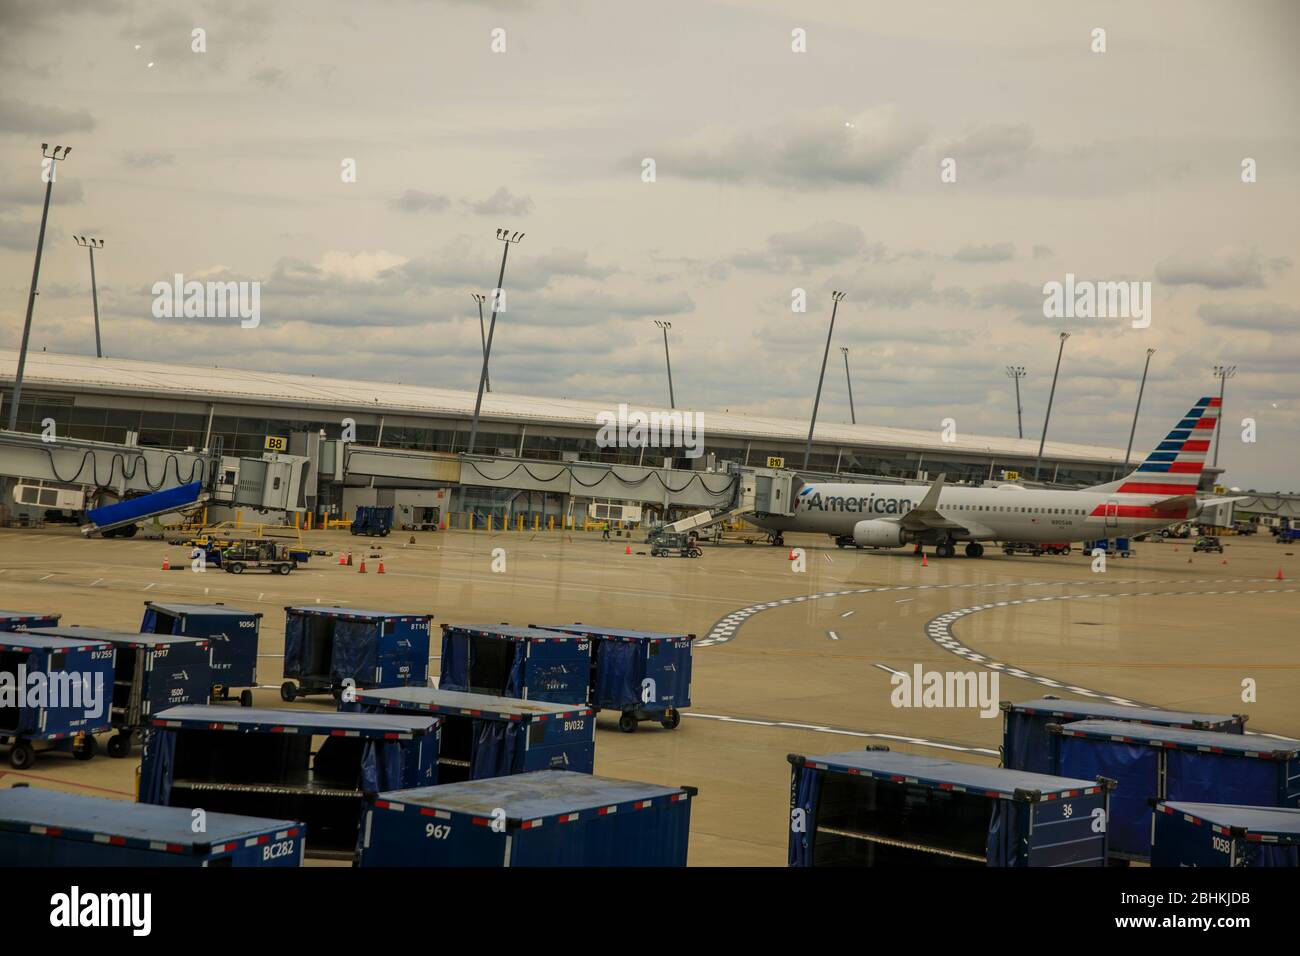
{"left": 768, "top": 532, "right": 785, "bottom": 547}
{"left": 935, "top": 542, "right": 955, "bottom": 559}
{"left": 965, "top": 542, "right": 985, "bottom": 558}
{"left": 835, "top": 535, "right": 853, "bottom": 549}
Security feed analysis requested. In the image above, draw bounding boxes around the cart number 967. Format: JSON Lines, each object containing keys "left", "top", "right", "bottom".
{"left": 425, "top": 824, "right": 451, "bottom": 839}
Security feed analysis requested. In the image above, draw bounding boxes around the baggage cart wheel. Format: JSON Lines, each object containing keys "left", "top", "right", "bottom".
{"left": 106, "top": 734, "right": 131, "bottom": 759}
{"left": 229, "top": 562, "right": 245, "bottom": 574}
{"left": 660, "top": 708, "right": 682, "bottom": 730}
{"left": 618, "top": 713, "right": 638, "bottom": 733}
{"left": 73, "top": 735, "right": 97, "bottom": 760}
{"left": 280, "top": 681, "right": 297, "bottom": 702}
{"left": 239, "top": 689, "right": 254, "bottom": 707}
{"left": 9, "top": 740, "right": 35, "bottom": 770}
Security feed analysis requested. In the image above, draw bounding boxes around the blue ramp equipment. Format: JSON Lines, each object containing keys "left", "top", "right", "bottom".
{"left": 439, "top": 623, "right": 591, "bottom": 706}
{"left": 82, "top": 481, "right": 205, "bottom": 536}
{"left": 37, "top": 625, "right": 212, "bottom": 760}
{"left": 352, "top": 686, "right": 595, "bottom": 782}
{"left": 281, "top": 606, "right": 432, "bottom": 702}
{"left": 1002, "top": 697, "right": 1246, "bottom": 773}
{"left": 1049, "top": 719, "right": 1300, "bottom": 862}
{"left": 140, "top": 705, "right": 438, "bottom": 859}
{"left": 537, "top": 624, "right": 693, "bottom": 732}
{"left": 788, "top": 749, "right": 1113, "bottom": 867}
{"left": 350, "top": 505, "right": 393, "bottom": 537}
{"left": 0, "top": 611, "right": 60, "bottom": 632}
{"left": 0, "top": 786, "right": 305, "bottom": 867}
{"left": 358, "top": 770, "right": 696, "bottom": 867}
{"left": 1152, "top": 802, "right": 1300, "bottom": 868}
{"left": 0, "top": 631, "right": 114, "bottom": 768}
{"left": 143, "top": 601, "right": 263, "bottom": 707}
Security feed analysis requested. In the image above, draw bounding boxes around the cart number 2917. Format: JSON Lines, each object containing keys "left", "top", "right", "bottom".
{"left": 425, "top": 824, "right": 452, "bottom": 839}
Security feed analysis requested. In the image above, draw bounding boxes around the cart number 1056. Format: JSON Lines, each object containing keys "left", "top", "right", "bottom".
{"left": 425, "top": 824, "right": 452, "bottom": 839}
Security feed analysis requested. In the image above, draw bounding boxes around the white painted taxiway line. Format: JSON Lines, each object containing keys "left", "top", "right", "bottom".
{"left": 682, "top": 712, "right": 998, "bottom": 756}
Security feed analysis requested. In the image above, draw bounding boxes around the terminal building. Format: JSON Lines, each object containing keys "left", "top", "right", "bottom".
{"left": 0, "top": 348, "right": 1190, "bottom": 530}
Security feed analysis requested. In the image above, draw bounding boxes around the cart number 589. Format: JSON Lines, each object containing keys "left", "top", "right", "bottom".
{"left": 425, "top": 824, "right": 451, "bottom": 839}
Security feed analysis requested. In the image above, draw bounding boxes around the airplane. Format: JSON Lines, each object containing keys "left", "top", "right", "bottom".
{"left": 750, "top": 396, "right": 1241, "bottom": 557}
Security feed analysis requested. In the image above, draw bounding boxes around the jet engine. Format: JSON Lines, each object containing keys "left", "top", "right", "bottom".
{"left": 853, "top": 519, "right": 909, "bottom": 548}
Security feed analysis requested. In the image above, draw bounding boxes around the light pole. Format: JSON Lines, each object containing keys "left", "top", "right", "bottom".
{"left": 841, "top": 346, "right": 856, "bottom": 425}
{"left": 467, "top": 229, "right": 523, "bottom": 455}
{"left": 1211, "top": 365, "right": 1236, "bottom": 469}
{"left": 1005, "top": 365, "right": 1026, "bottom": 439}
{"left": 74, "top": 235, "right": 105, "bottom": 358}
{"left": 1033, "top": 332, "right": 1070, "bottom": 481}
{"left": 803, "top": 291, "right": 846, "bottom": 470}
{"left": 470, "top": 292, "right": 490, "bottom": 392}
{"left": 9, "top": 143, "right": 71, "bottom": 431}
{"left": 655, "top": 320, "right": 675, "bottom": 408}
{"left": 1124, "top": 348, "right": 1156, "bottom": 469}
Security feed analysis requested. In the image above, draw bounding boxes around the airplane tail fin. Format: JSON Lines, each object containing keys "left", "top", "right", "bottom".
{"left": 1087, "top": 397, "right": 1219, "bottom": 494}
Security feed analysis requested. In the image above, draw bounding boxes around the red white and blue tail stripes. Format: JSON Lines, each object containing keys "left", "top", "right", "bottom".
{"left": 1116, "top": 396, "right": 1217, "bottom": 494}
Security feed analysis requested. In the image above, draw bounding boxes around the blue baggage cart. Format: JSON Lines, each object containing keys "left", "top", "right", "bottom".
{"left": 358, "top": 770, "right": 696, "bottom": 867}
{"left": 0, "top": 611, "right": 60, "bottom": 632}
{"left": 37, "top": 625, "right": 212, "bottom": 759}
{"left": 1002, "top": 697, "right": 1246, "bottom": 773}
{"left": 351, "top": 505, "right": 393, "bottom": 537}
{"left": 142, "top": 601, "right": 263, "bottom": 707}
{"left": 281, "top": 606, "right": 431, "bottom": 702}
{"left": 352, "top": 685, "right": 595, "bottom": 782}
{"left": 0, "top": 785, "right": 305, "bottom": 867}
{"left": 538, "top": 624, "right": 693, "bottom": 732}
{"left": 788, "top": 749, "right": 1112, "bottom": 867}
{"left": 1083, "top": 537, "right": 1133, "bottom": 557}
{"left": 439, "top": 623, "right": 591, "bottom": 705}
{"left": 0, "top": 631, "right": 114, "bottom": 768}
{"left": 1049, "top": 719, "right": 1300, "bottom": 862}
{"left": 1152, "top": 801, "right": 1300, "bottom": 868}
{"left": 140, "top": 705, "right": 438, "bottom": 859}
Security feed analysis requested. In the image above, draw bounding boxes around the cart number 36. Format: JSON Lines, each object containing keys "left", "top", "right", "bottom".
{"left": 425, "top": 824, "right": 451, "bottom": 839}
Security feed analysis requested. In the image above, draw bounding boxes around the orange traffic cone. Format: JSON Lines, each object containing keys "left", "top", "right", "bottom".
{"left": 788, "top": 549, "right": 796, "bottom": 561}
{"left": 624, "top": 545, "right": 631, "bottom": 555}
{"left": 377, "top": 561, "right": 386, "bottom": 574}
{"left": 346, "top": 551, "right": 353, "bottom": 566}
{"left": 1277, "top": 568, "right": 1286, "bottom": 581}
{"left": 358, "top": 560, "right": 367, "bottom": 573}
{"left": 921, "top": 554, "right": 928, "bottom": 567}
{"left": 162, "top": 556, "right": 170, "bottom": 570}
{"left": 337, "top": 552, "right": 346, "bottom": 565}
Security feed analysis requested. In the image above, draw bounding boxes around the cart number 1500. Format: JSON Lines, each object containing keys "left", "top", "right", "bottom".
{"left": 425, "top": 824, "right": 451, "bottom": 839}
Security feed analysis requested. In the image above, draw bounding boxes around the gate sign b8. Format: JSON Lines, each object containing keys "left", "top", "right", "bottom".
{"left": 265, "top": 435, "right": 288, "bottom": 452}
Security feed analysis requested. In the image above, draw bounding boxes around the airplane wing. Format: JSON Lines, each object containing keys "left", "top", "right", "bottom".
{"left": 897, "top": 473, "right": 967, "bottom": 531}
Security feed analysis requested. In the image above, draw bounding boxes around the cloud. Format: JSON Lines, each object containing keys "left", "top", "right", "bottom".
{"left": 389, "top": 190, "right": 451, "bottom": 214}
{"left": 954, "top": 242, "right": 1015, "bottom": 263}
{"left": 463, "top": 187, "right": 534, "bottom": 217}
{"left": 730, "top": 221, "right": 883, "bottom": 272}
{"left": 0, "top": 98, "right": 95, "bottom": 136}
{"left": 251, "top": 67, "right": 288, "bottom": 88}
{"left": 1155, "top": 247, "right": 1289, "bottom": 289}
{"left": 656, "top": 105, "right": 926, "bottom": 188}
{"left": 1198, "top": 302, "right": 1299, "bottom": 333}
{"left": 941, "top": 123, "right": 1033, "bottom": 179}
{"left": 0, "top": 179, "right": 84, "bottom": 212}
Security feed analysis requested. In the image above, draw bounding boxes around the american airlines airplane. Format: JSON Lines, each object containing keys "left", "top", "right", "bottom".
{"left": 751, "top": 397, "right": 1238, "bottom": 558}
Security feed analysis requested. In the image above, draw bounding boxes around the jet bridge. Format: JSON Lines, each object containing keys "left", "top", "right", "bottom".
{"left": 0, "top": 428, "right": 308, "bottom": 535}
{"left": 658, "top": 466, "right": 802, "bottom": 534}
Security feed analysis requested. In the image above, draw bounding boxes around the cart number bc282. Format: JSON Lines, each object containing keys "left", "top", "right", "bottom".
{"left": 425, "top": 824, "right": 452, "bottom": 839}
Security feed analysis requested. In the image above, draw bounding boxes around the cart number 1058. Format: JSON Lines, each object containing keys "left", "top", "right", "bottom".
{"left": 425, "top": 824, "right": 452, "bottom": 839}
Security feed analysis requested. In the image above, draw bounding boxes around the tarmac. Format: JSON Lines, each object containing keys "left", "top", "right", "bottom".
{"left": 1, "top": 524, "right": 1296, "bottom": 866}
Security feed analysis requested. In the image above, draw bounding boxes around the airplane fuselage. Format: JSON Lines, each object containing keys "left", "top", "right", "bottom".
{"left": 750, "top": 482, "right": 1197, "bottom": 544}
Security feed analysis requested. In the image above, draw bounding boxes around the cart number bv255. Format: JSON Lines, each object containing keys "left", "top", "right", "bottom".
{"left": 425, "top": 824, "right": 452, "bottom": 839}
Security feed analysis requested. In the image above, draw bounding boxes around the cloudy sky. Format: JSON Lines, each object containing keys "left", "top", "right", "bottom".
{"left": 1, "top": 0, "right": 1297, "bottom": 488}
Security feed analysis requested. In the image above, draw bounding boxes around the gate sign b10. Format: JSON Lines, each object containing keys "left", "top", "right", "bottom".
{"left": 265, "top": 435, "right": 288, "bottom": 452}
{"left": 767, "top": 456, "right": 785, "bottom": 468}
